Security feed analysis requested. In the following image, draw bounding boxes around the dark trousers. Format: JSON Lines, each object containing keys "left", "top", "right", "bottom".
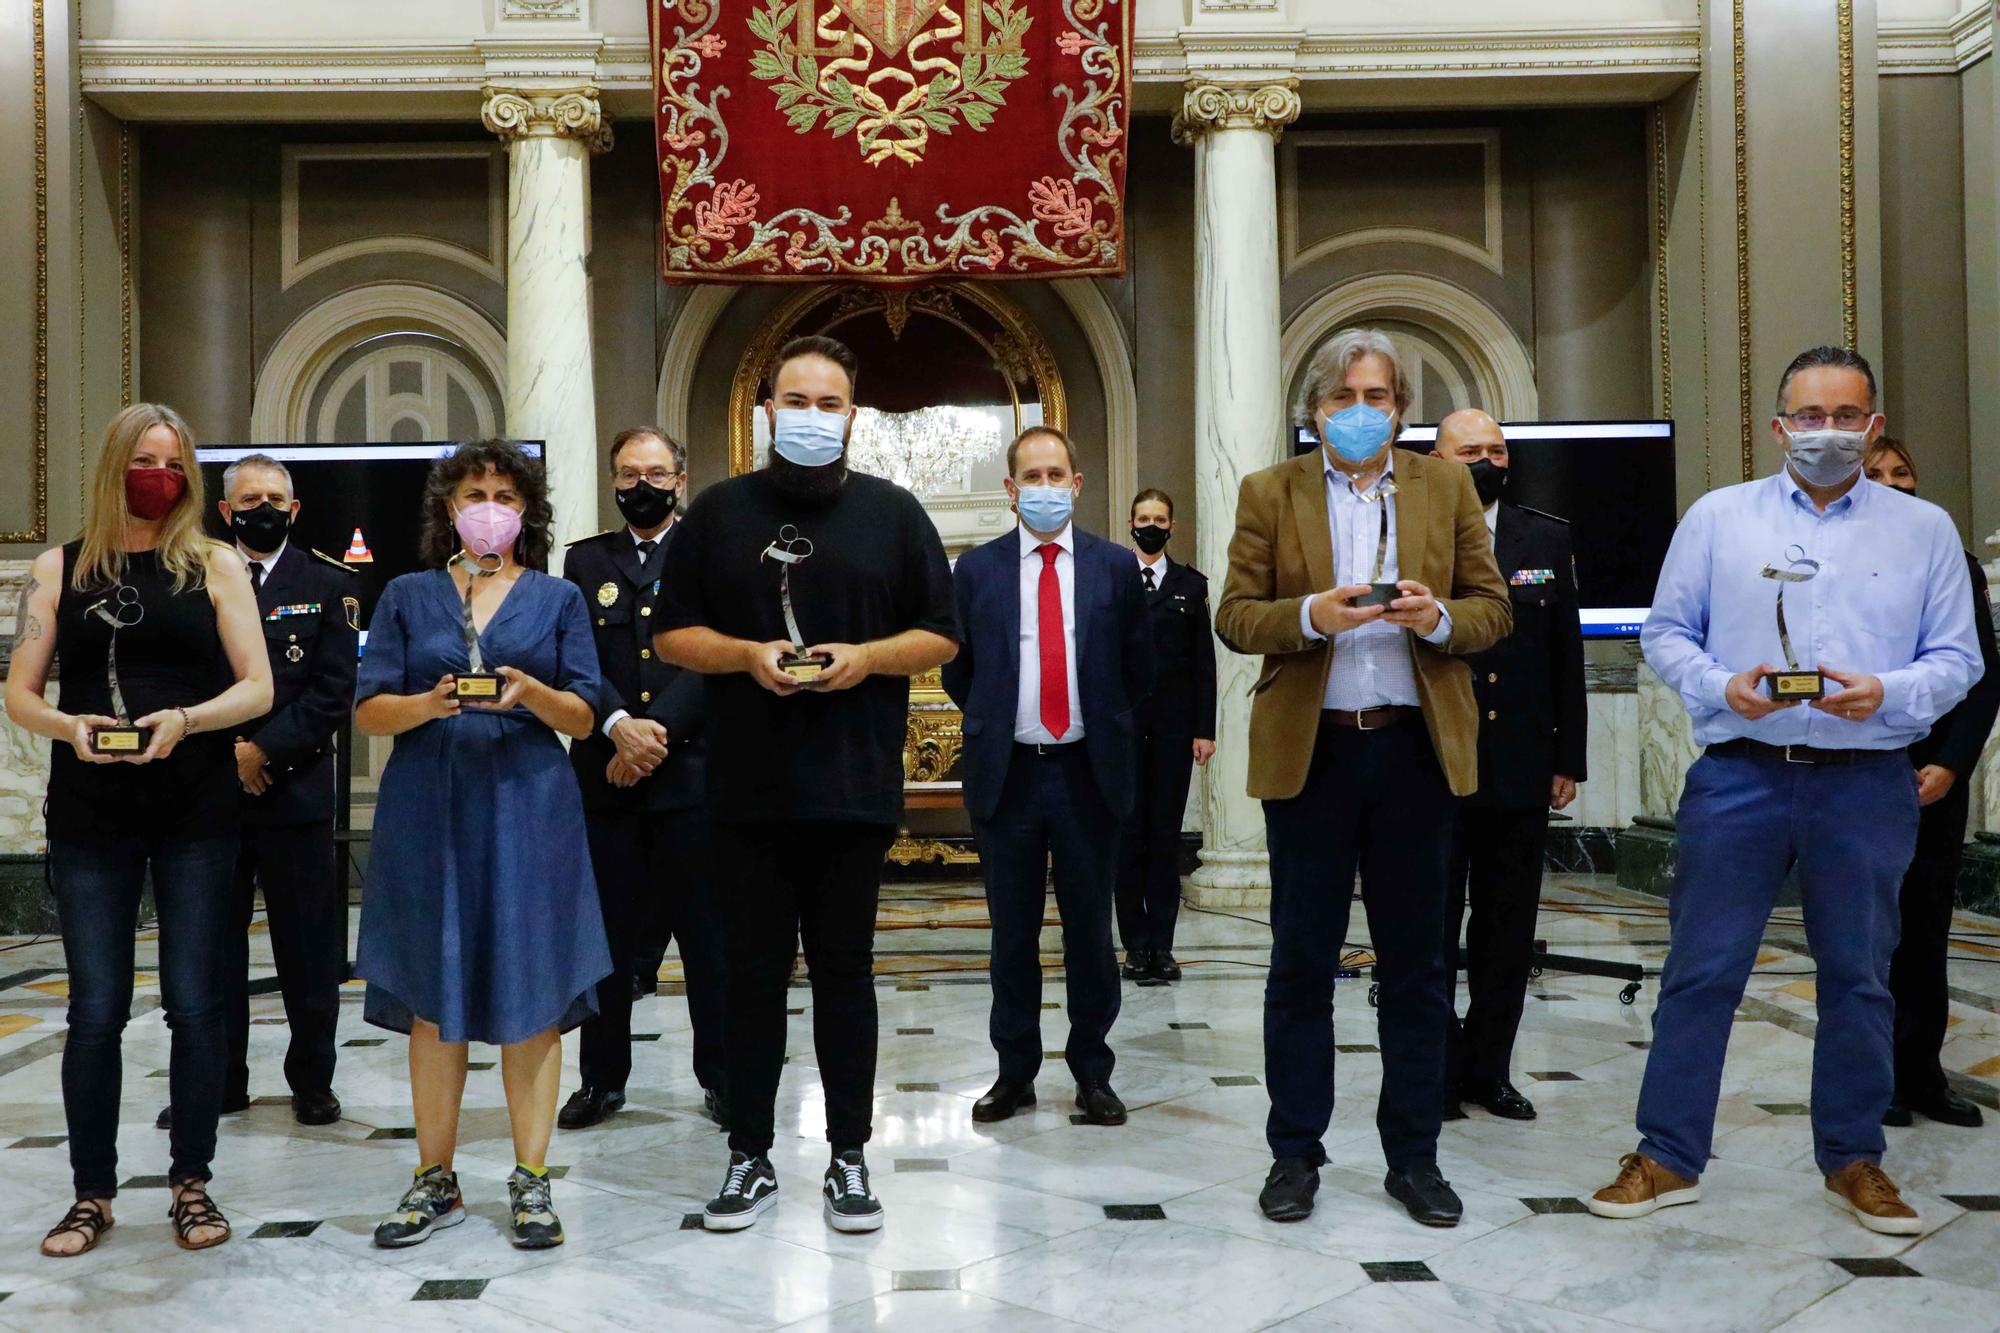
{"left": 1887, "top": 774, "right": 1972, "bottom": 1103}
{"left": 973, "top": 745, "right": 1122, "bottom": 1087}
{"left": 49, "top": 833, "right": 237, "bottom": 1200}
{"left": 1115, "top": 725, "right": 1196, "bottom": 955}
{"left": 580, "top": 806, "right": 726, "bottom": 1093}
{"left": 1443, "top": 805, "right": 1548, "bottom": 1091}
{"left": 223, "top": 822, "right": 343, "bottom": 1102}
{"left": 714, "top": 819, "right": 893, "bottom": 1157}
{"left": 1263, "top": 720, "right": 1454, "bottom": 1171}
{"left": 1637, "top": 751, "right": 1915, "bottom": 1179}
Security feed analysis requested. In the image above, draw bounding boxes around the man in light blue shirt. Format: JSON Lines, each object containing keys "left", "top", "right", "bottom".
{"left": 1587, "top": 346, "right": 1980, "bottom": 1237}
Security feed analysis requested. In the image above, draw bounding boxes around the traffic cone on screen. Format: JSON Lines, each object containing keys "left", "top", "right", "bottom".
{"left": 343, "top": 528, "right": 374, "bottom": 563}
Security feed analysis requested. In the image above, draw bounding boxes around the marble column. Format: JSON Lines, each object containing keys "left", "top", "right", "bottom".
{"left": 1176, "top": 81, "right": 1300, "bottom": 905}
{"left": 482, "top": 85, "right": 612, "bottom": 551}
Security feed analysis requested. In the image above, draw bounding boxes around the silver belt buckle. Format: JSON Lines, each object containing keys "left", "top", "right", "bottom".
{"left": 1783, "top": 744, "right": 1812, "bottom": 765}
{"left": 1355, "top": 708, "right": 1380, "bottom": 732}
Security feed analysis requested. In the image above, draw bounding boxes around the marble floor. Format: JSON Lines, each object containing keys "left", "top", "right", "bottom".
{"left": 1, "top": 873, "right": 1998, "bottom": 1331}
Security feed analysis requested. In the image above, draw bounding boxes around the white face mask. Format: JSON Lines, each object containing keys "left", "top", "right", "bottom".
{"left": 1782, "top": 422, "right": 1873, "bottom": 488}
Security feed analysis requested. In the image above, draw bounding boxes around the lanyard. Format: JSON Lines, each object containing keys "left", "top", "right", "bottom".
{"left": 449, "top": 554, "right": 502, "bottom": 672}
{"left": 1339, "top": 471, "right": 1397, "bottom": 584}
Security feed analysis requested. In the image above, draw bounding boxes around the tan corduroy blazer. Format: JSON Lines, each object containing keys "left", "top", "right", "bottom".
{"left": 1214, "top": 446, "right": 1513, "bottom": 799}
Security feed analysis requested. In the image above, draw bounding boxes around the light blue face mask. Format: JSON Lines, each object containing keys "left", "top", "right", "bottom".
{"left": 1015, "top": 483, "right": 1075, "bottom": 534}
{"left": 1321, "top": 403, "right": 1396, "bottom": 463}
{"left": 771, "top": 407, "right": 848, "bottom": 468}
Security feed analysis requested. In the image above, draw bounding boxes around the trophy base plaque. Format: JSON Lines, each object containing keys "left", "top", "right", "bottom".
{"left": 1348, "top": 582, "right": 1404, "bottom": 609}
{"left": 454, "top": 671, "right": 503, "bottom": 702}
{"left": 91, "top": 724, "right": 150, "bottom": 755}
{"left": 778, "top": 652, "right": 834, "bottom": 684}
{"left": 1766, "top": 671, "right": 1826, "bottom": 701}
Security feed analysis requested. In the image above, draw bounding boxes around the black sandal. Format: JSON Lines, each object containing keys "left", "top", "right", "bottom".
{"left": 41, "top": 1201, "right": 113, "bottom": 1257}
{"left": 168, "top": 1184, "right": 230, "bottom": 1252}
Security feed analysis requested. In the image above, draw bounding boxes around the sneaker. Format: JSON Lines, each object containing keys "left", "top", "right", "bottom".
{"left": 822, "top": 1150, "right": 885, "bottom": 1233}
{"left": 703, "top": 1152, "right": 779, "bottom": 1231}
{"left": 505, "top": 1167, "right": 564, "bottom": 1249}
{"left": 1825, "top": 1160, "right": 1921, "bottom": 1235}
{"left": 1585, "top": 1152, "right": 1700, "bottom": 1219}
{"left": 372, "top": 1165, "right": 466, "bottom": 1248}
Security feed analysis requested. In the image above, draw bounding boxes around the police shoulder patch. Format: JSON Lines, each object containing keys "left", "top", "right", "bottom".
{"left": 342, "top": 595, "right": 360, "bottom": 631}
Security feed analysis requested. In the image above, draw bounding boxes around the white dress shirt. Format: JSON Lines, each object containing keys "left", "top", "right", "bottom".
{"left": 1298, "top": 456, "right": 1454, "bottom": 710}
{"left": 1134, "top": 547, "right": 1169, "bottom": 590}
{"left": 1484, "top": 502, "right": 1499, "bottom": 536}
{"left": 1015, "top": 522, "right": 1085, "bottom": 744}
{"left": 602, "top": 521, "right": 674, "bottom": 739}
{"left": 239, "top": 540, "right": 286, "bottom": 586}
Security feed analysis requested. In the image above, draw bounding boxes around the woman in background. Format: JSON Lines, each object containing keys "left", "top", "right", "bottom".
{"left": 5, "top": 404, "right": 271, "bottom": 1256}
{"left": 1864, "top": 437, "right": 2000, "bottom": 1128}
{"left": 354, "top": 439, "right": 608, "bottom": 1251}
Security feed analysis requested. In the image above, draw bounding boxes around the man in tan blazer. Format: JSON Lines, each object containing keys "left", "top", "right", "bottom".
{"left": 1215, "top": 328, "right": 1510, "bottom": 1228}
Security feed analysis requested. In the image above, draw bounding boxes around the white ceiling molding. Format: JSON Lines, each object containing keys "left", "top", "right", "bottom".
{"left": 280, "top": 143, "right": 506, "bottom": 290}
{"left": 1280, "top": 129, "right": 1504, "bottom": 277}
{"left": 1879, "top": 5, "right": 1994, "bottom": 74}
{"left": 655, "top": 284, "right": 740, "bottom": 449}
{"left": 251, "top": 283, "right": 507, "bottom": 443}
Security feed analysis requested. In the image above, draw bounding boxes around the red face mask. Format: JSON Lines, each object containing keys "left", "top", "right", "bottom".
{"left": 125, "top": 467, "right": 187, "bottom": 520}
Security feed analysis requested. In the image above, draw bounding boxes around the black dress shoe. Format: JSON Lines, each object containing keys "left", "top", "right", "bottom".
{"left": 1463, "top": 1079, "right": 1537, "bottom": 1121}
{"left": 972, "top": 1078, "right": 1036, "bottom": 1123}
{"left": 629, "top": 972, "right": 652, "bottom": 1001}
{"left": 1122, "top": 950, "right": 1153, "bottom": 982}
{"left": 557, "top": 1086, "right": 627, "bottom": 1130}
{"left": 1440, "top": 1098, "right": 1468, "bottom": 1122}
{"left": 1882, "top": 1102, "right": 1915, "bottom": 1128}
{"left": 1258, "top": 1157, "right": 1319, "bottom": 1222}
{"left": 1385, "top": 1166, "right": 1463, "bottom": 1227}
{"left": 1076, "top": 1083, "right": 1127, "bottom": 1126}
{"left": 292, "top": 1090, "right": 342, "bottom": 1126}
{"left": 1905, "top": 1088, "right": 1985, "bottom": 1128}
{"left": 701, "top": 1086, "right": 731, "bottom": 1131}
{"left": 157, "top": 1092, "right": 249, "bottom": 1131}
{"left": 1153, "top": 952, "right": 1182, "bottom": 983}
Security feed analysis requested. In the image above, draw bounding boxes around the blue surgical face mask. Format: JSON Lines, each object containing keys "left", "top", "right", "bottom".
{"left": 1015, "top": 483, "right": 1074, "bottom": 535}
{"left": 1321, "top": 403, "right": 1396, "bottom": 464}
{"left": 771, "top": 407, "right": 848, "bottom": 468}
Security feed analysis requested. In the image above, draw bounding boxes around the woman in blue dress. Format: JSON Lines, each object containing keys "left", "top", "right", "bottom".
{"left": 353, "top": 439, "right": 610, "bottom": 1252}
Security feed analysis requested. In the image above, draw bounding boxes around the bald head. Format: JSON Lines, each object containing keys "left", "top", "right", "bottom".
{"left": 1433, "top": 409, "right": 1506, "bottom": 465}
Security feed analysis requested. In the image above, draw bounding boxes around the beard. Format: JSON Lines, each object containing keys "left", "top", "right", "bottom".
{"left": 763, "top": 449, "right": 850, "bottom": 508}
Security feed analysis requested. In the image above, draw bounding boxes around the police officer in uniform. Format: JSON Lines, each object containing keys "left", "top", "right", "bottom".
{"left": 160, "top": 453, "right": 356, "bottom": 1129}
{"left": 1431, "top": 411, "right": 1586, "bottom": 1122}
{"left": 1116, "top": 488, "right": 1216, "bottom": 984}
{"left": 558, "top": 428, "right": 727, "bottom": 1130}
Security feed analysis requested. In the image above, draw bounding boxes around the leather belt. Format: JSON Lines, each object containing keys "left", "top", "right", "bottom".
{"left": 1015, "top": 740, "right": 1086, "bottom": 759}
{"left": 1707, "top": 738, "right": 1879, "bottom": 766}
{"left": 1321, "top": 706, "right": 1422, "bottom": 732}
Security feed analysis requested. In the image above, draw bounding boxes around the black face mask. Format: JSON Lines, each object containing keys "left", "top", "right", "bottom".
{"left": 615, "top": 478, "right": 679, "bottom": 529}
{"left": 1887, "top": 482, "right": 1918, "bottom": 496}
{"left": 231, "top": 502, "right": 292, "bottom": 555}
{"left": 1131, "top": 524, "right": 1171, "bottom": 555}
{"left": 1466, "top": 459, "right": 1509, "bottom": 507}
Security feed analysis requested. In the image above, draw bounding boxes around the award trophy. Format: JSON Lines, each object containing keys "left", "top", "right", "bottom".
{"left": 1760, "top": 545, "right": 1825, "bottom": 701}
{"left": 450, "top": 552, "right": 504, "bottom": 702}
{"left": 87, "top": 586, "right": 149, "bottom": 754}
{"left": 1343, "top": 477, "right": 1404, "bottom": 608}
{"left": 762, "top": 525, "right": 833, "bottom": 684}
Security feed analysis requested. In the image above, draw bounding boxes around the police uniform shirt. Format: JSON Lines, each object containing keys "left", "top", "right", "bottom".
{"left": 239, "top": 543, "right": 361, "bottom": 827}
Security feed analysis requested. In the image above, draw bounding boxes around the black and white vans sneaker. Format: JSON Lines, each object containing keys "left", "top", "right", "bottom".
{"left": 703, "top": 1152, "right": 779, "bottom": 1231}
{"left": 372, "top": 1165, "right": 465, "bottom": 1248}
{"left": 822, "top": 1150, "right": 885, "bottom": 1233}
{"left": 507, "top": 1166, "right": 564, "bottom": 1249}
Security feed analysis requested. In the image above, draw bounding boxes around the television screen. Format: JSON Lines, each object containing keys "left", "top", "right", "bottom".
{"left": 195, "top": 442, "right": 545, "bottom": 646}
{"left": 1294, "top": 421, "right": 1676, "bottom": 638}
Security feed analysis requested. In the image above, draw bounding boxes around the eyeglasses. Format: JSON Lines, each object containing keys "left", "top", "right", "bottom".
{"left": 1783, "top": 410, "right": 1874, "bottom": 431}
{"left": 614, "top": 469, "right": 680, "bottom": 488}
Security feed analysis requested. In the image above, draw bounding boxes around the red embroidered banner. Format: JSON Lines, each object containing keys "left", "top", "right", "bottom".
{"left": 651, "top": 0, "right": 1129, "bottom": 282}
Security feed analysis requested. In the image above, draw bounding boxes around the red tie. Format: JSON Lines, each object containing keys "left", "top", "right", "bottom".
{"left": 1037, "top": 543, "right": 1070, "bottom": 740}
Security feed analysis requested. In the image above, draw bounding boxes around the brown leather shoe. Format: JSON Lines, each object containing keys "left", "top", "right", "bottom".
{"left": 1825, "top": 1160, "right": 1921, "bottom": 1235}
{"left": 1584, "top": 1152, "right": 1700, "bottom": 1219}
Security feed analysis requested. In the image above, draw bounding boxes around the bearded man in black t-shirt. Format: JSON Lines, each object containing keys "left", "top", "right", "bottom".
{"left": 655, "top": 335, "right": 958, "bottom": 1235}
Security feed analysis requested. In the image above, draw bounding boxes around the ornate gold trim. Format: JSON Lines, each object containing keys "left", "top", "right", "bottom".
{"left": 6, "top": 0, "right": 51, "bottom": 545}
{"left": 1695, "top": 0, "right": 1711, "bottom": 492}
{"left": 119, "top": 121, "right": 133, "bottom": 403}
{"left": 1173, "top": 80, "right": 1301, "bottom": 142}
{"left": 1838, "top": 0, "right": 1857, "bottom": 351}
{"left": 726, "top": 282, "right": 1067, "bottom": 476}
{"left": 886, "top": 837, "right": 981, "bottom": 867}
{"left": 76, "top": 73, "right": 86, "bottom": 505}
{"left": 903, "top": 710, "right": 964, "bottom": 784}
{"left": 1650, "top": 103, "right": 1671, "bottom": 421}
{"left": 1733, "top": 0, "right": 1753, "bottom": 483}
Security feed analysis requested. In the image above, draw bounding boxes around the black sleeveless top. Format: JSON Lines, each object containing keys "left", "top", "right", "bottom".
{"left": 47, "top": 542, "right": 238, "bottom": 844}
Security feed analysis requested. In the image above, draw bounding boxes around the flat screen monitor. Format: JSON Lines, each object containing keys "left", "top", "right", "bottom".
{"left": 195, "top": 442, "right": 544, "bottom": 646}
{"left": 1293, "top": 421, "right": 1676, "bottom": 638}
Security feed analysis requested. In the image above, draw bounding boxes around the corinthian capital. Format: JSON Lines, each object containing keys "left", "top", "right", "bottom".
{"left": 1172, "top": 81, "right": 1302, "bottom": 143}
{"left": 482, "top": 85, "right": 614, "bottom": 152}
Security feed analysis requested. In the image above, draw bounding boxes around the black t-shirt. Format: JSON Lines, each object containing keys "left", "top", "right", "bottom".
{"left": 656, "top": 469, "right": 956, "bottom": 825}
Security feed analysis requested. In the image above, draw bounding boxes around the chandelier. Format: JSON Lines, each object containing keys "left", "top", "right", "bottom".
{"left": 848, "top": 405, "right": 1006, "bottom": 494}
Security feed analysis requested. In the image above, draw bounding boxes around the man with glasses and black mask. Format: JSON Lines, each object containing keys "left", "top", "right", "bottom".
{"left": 1587, "top": 346, "right": 1982, "bottom": 1237}
{"left": 1428, "top": 410, "right": 1586, "bottom": 1124}
{"left": 656, "top": 336, "right": 957, "bottom": 1235}
{"left": 166, "top": 453, "right": 355, "bottom": 1131}
{"left": 558, "top": 428, "right": 726, "bottom": 1132}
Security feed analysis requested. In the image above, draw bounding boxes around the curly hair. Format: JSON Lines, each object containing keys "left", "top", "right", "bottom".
{"left": 418, "top": 439, "right": 554, "bottom": 571}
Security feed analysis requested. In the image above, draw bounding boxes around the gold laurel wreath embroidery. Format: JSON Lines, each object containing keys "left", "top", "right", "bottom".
{"left": 746, "top": 0, "right": 1032, "bottom": 166}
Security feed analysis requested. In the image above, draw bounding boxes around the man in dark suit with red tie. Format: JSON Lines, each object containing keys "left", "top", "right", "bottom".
{"left": 943, "top": 427, "right": 1154, "bottom": 1127}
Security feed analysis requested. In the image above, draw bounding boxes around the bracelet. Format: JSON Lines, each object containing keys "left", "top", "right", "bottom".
{"left": 175, "top": 705, "right": 195, "bottom": 735}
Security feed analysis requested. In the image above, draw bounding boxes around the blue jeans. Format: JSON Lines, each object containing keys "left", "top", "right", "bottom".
{"left": 1636, "top": 750, "right": 1917, "bottom": 1180}
{"left": 49, "top": 833, "right": 237, "bottom": 1200}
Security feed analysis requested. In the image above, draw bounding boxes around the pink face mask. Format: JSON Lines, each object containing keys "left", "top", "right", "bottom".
{"left": 453, "top": 500, "right": 523, "bottom": 560}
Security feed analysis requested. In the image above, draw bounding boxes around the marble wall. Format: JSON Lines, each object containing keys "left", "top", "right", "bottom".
{"left": 1636, "top": 660, "right": 1703, "bottom": 821}
{"left": 0, "top": 559, "right": 49, "bottom": 855}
